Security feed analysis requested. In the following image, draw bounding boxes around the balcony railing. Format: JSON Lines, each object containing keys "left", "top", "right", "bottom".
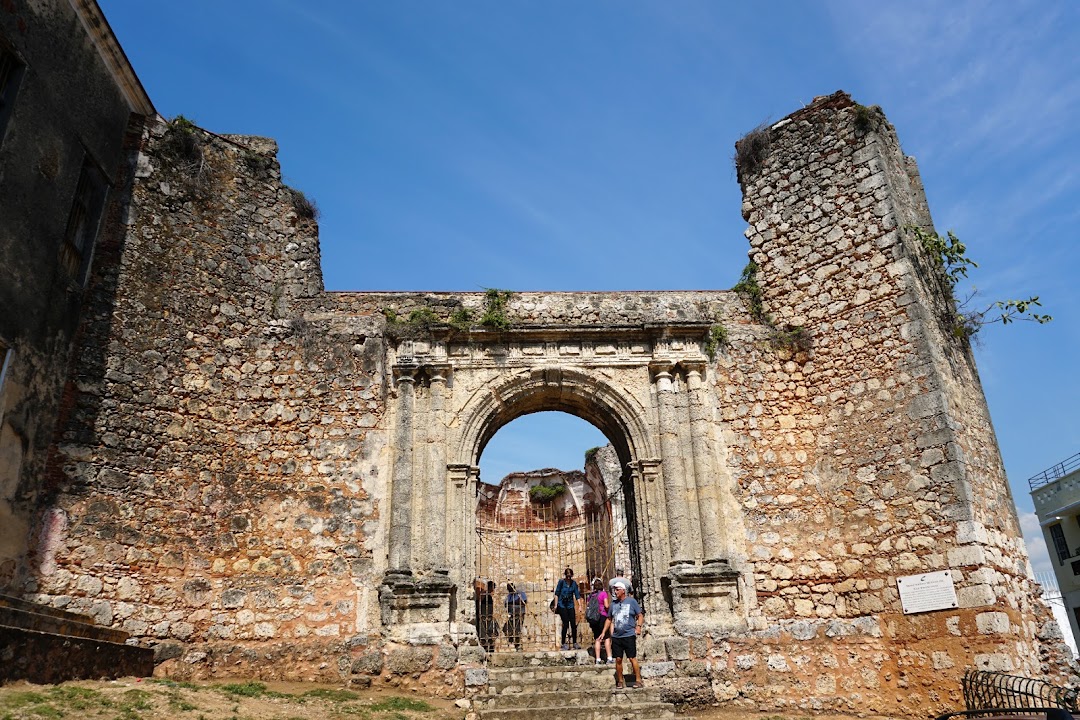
{"left": 1029, "top": 451, "right": 1080, "bottom": 491}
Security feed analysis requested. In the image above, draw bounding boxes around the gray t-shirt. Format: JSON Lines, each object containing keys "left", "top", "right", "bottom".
{"left": 609, "top": 596, "right": 642, "bottom": 638}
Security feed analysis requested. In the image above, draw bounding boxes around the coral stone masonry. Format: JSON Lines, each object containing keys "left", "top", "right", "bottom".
{"left": 2, "top": 65, "right": 1073, "bottom": 718}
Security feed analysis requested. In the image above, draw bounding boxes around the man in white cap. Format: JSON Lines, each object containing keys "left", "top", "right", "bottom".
{"left": 606, "top": 580, "right": 644, "bottom": 689}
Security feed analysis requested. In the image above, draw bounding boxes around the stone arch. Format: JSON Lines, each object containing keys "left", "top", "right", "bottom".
{"left": 452, "top": 366, "right": 656, "bottom": 473}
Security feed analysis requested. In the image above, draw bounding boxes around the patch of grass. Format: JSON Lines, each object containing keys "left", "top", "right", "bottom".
{"left": 0, "top": 692, "right": 49, "bottom": 709}
{"left": 302, "top": 688, "right": 361, "bottom": 702}
{"left": 149, "top": 678, "right": 200, "bottom": 690}
{"left": 215, "top": 681, "right": 291, "bottom": 699}
{"left": 369, "top": 696, "right": 434, "bottom": 712}
{"left": 584, "top": 446, "right": 600, "bottom": 463}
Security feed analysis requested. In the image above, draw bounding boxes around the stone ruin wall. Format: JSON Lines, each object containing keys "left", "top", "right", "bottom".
{"left": 11, "top": 95, "right": 1072, "bottom": 713}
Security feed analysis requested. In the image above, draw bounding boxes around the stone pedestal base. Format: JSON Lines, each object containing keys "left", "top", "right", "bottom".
{"left": 379, "top": 573, "right": 456, "bottom": 643}
{"left": 668, "top": 561, "right": 745, "bottom": 636}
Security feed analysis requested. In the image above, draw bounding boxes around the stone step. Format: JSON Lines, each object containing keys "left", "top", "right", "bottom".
{"left": 0, "top": 594, "right": 128, "bottom": 644}
{"left": 477, "top": 698, "right": 674, "bottom": 720}
{"left": 476, "top": 687, "right": 664, "bottom": 709}
{"left": 488, "top": 650, "right": 593, "bottom": 667}
{"left": 487, "top": 671, "right": 625, "bottom": 693}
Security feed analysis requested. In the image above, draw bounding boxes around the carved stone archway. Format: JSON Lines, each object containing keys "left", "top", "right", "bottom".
{"left": 378, "top": 322, "right": 749, "bottom": 641}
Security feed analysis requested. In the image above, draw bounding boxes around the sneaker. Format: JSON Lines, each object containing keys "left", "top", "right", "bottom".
{"left": 560, "top": 643, "right": 569, "bottom": 651}
{"left": 606, "top": 658, "right": 615, "bottom": 664}
{"left": 595, "top": 659, "right": 603, "bottom": 665}
{"left": 573, "top": 643, "right": 580, "bottom": 650}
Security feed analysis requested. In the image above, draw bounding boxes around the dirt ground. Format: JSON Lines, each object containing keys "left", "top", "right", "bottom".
{"left": 0, "top": 678, "right": 892, "bottom": 720}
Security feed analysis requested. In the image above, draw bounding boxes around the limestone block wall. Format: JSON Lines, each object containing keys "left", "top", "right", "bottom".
{"left": 711, "top": 91, "right": 1067, "bottom": 713}
{"left": 23, "top": 119, "right": 402, "bottom": 682}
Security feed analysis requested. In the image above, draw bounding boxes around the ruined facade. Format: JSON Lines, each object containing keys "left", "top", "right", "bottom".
{"left": 0, "top": 9, "right": 1070, "bottom": 711}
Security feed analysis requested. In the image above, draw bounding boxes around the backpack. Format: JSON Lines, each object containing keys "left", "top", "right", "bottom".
{"left": 585, "top": 592, "right": 601, "bottom": 622}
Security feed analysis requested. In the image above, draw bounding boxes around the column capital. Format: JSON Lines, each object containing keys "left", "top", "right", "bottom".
{"left": 393, "top": 362, "right": 419, "bottom": 383}
{"left": 425, "top": 363, "right": 452, "bottom": 384}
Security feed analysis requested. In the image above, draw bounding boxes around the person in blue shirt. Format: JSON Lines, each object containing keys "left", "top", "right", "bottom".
{"left": 605, "top": 580, "right": 644, "bottom": 688}
{"left": 552, "top": 567, "right": 582, "bottom": 650}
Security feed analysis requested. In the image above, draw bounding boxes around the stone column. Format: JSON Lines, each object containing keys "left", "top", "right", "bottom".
{"left": 426, "top": 366, "right": 449, "bottom": 575}
{"left": 388, "top": 366, "right": 416, "bottom": 575}
{"left": 686, "top": 363, "right": 724, "bottom": 564}
{"left": 651, "top": 363, "right": 694, "bottom": 567}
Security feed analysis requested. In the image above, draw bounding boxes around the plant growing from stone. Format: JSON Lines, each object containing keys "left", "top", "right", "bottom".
{"left": 704, "top": 323, "right": 729, "bottom": 359}
{"left": 734, "top": 122, "right": 772, "bottom": 181}
{"left": 911, "top": 226, "right": 1051, "bottom": 338}
{"left": 480, "top": 288, "right": 514, "bottom": 330}
{"left": 529, "top": 483, "right": 566, "bottom": 503}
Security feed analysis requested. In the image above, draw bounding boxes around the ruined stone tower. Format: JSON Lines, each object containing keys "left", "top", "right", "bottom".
{"left": 8, "top": 91, "right": 1069, "bottom": 714}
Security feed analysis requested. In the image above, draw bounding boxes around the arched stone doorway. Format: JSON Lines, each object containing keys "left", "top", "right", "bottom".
{"left": 377, "top": 323, "right": 750, "bottom": 643}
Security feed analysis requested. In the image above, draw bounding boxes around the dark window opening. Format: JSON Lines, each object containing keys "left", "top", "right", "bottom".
{"left": 1050, "top": 522, "right": 1069, "bottom": 565}
{"left": 0, "top": 46, "right": 24, "bottom": 142}
{"left": 60, "top": 158, "right": 109, "bottom": 286}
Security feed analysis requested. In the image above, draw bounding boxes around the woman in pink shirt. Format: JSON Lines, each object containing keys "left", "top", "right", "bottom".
{"left": 587, "top": 577, "right": 613, "bottom": 664}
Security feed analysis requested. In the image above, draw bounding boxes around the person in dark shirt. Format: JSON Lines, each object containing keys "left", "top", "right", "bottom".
{"left": 552, "top": 567, "right": 581, "bottom": 650}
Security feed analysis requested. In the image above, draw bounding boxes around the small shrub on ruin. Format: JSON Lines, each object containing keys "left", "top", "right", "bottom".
{"left": 732, "top": 261, "right": 768, "bottom": 323}
{"left": 529, "top": 483, "right": 566, "bottom": 503}
{"left": 734, "top": 122, "right": 772, "bottom": 182}
{"left": 480, "top": 288, "right": 514, "bottom": 330}
{"left": 852, "top": 103, "right": 881, "bottom": 134}
{"left": 449, "top": 306, "right": 475, "bottom": 331}
{"left": 768, "top": 325, "right": 811, "bottom": 354}
{"left": 158, "top": 115, "right": 215, "bottom": 198}
{"left": 705, "top": 323, "right": 729, "bottom": 359}
{"left": 289, "top": 188, "right": 320, "bottom": 221}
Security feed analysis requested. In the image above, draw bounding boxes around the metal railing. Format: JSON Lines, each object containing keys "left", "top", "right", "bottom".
{"left": 1029, "top": 451, "right": 1080, "bottom": 491}
{"left": 962, "top": 669, "right": 1079, "bottom": 712}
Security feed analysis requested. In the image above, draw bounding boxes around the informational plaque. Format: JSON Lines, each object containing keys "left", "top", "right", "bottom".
{"left": 896, "top": 570, "right": 959, "bottom": 614}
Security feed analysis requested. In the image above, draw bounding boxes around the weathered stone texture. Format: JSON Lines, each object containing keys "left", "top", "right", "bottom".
{"left": 12, "top": 92, "right": 1068, "bottom": 713}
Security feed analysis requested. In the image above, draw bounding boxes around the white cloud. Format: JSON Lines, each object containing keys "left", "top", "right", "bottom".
{"left": 1019, "top": 510, "right": 1055, "bottom": 579}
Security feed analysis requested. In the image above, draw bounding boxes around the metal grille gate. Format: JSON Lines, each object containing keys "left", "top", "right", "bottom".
{"left": 475, "top": 482, "right": 631, "bottom": 652}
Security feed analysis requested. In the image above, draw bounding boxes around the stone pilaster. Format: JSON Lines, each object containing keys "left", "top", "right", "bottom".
{"left": 685, "top": 363, "right": 723, "bottom": 564}
{"left": 426, "top": 365, "right": 449, "bottom": 575}
{"left": 651, "top": 363, "right": 694, "bottom": 567}
{"left": 388, "top": 365, "right": 416, "bottom": 576}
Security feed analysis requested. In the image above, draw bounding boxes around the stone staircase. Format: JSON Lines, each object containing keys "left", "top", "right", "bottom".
{"left": 0, "top": 593, "right": 154, "bottom": 683}
{"left": 474, "top": 651, "right": 676, "bottom": 720}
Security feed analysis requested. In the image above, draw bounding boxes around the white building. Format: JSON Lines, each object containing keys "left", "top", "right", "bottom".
{"left": 1030, "top": 452, "right": 1080, "bottom": 656}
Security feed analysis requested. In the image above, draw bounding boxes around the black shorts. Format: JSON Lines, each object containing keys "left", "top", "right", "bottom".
{"left": 611, "top": 634, "right": 636, "bottom": 659}
{"left": 589, "top": 618, "right": 606, "bottom": 640}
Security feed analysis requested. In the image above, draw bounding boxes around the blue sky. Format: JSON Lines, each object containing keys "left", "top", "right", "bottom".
{"left": 100, "top": 1, "right": 1079, "bottom": 576}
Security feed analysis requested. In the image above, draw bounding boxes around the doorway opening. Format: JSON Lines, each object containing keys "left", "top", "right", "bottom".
{"left": 473, "top": 412, "right": 633, "bottom": 652}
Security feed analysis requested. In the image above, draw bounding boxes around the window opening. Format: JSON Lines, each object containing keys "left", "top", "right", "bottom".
{"left": 1050, "top": 522, "right": 1069, "bottom": 565}
{"left": 0, "top": 46, "right": 24, "bottom": 142}
{"left": 60, "top": 157, "right": 109, "bottom": 285}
